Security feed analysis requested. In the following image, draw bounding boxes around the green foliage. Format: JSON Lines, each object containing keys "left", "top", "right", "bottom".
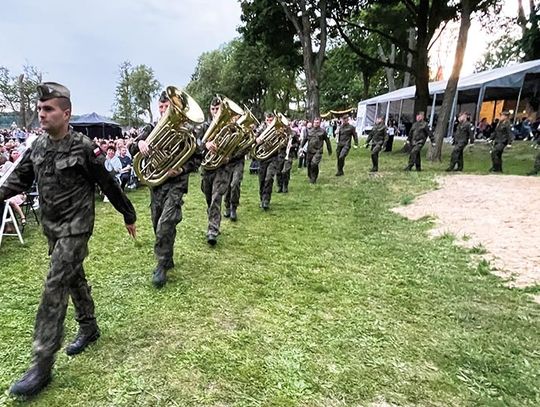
{"left": 1, "top": 140, "right": 539, "bottom": 405}
{"left": 113, "top": 61, "right": 161, "bottom": 127}
{"left": 0, "top": 64, "right": 42, "bottom": 128}
{"left": 519, "top": 3, "right": 540, "bottom": 61}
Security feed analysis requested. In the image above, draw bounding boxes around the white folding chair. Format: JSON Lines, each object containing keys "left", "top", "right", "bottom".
{"left": 0, "top": 202, "right": 24, "bottom": 247}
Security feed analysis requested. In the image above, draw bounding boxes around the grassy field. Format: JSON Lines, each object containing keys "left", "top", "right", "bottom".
{"left": 0, "top": 139, "right": 538, "bottom": 406}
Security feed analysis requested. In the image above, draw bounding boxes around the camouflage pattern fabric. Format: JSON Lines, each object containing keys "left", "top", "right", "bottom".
{"left": 150, "top": 182, "right": 185, "bottom": 267}
{"left": 201, "top": 164, "right": 232, "bottom": 235}
{"left": 259, "top": 155, "right": 279, "bottom": 205}
{"left": 224, "top": 158, "right": 245, "bottom": 209}
{"left": 306, "top": 151, "right": 323, "bottom": 183}
{"left": 33, "top": 234, "right": 95, "bottom": 361}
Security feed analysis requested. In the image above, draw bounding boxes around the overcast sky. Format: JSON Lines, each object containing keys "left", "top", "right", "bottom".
{"left": 1, "top": 0, "right": 242, "bottom": 117}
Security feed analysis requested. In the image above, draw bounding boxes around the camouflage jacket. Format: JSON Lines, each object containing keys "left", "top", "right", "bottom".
{"left": 454, "top": 122, "right": 475, "bottom": 146}
{"left": 337, "top": 124, "right": 359, "bottom": 147}
{"left": 303, "top": 126, "right": 332, "bottom": 155}
{"left": 366, "top": 123, "right": 387, "bottom": 145}
{"left": 490, "top": 120, "right": 513, "bottom": 145}
{"left": 408, "top": 120, "right": 434, "bottom": 145}
{"left": 0, "top": 130, "right": 136, "bottom": 238}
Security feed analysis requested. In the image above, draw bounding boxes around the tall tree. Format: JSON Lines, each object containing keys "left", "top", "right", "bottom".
{"left": 277, "top": 0, "right": 329, "bottom": 119}
{"left": 429, "top": 0, "right": 501, "bottom": 161}
{"left": 0, "top": 65, "right": 42, "bottom": 128}
{"left": 113, "top": 61, "right": 161, "bottom": 126}
{"left": 334, "top": 0, "right": 456, "bottom": 114}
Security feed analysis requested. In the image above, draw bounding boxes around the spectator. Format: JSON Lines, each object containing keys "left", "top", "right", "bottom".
{"left": 117, "top": 147, "right": 133, "bottom": 190}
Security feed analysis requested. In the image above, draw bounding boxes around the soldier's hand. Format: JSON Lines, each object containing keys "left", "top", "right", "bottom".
{"left": 206, "top": 141, "right": 218, "bottom": 153}
{"left": 125, "top": 223, "right": 137, "bottom": 239}
{"left": 167, "top": 168, "right": 182, "bottom": 178}
{"left": 138, "top": 140, "right": 150, "bottom": 156}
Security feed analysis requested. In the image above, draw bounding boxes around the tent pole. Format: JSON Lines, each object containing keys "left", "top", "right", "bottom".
{"left": 475, "top": 86, "right": 485, "bottom": 125}
{"left": 385, "top": 101, "right": 391, "bottom": 125}
{"left": 429, "top": 93, "right": 437, "bottom": 128}
{"left": 513, "top": 78, "right": 525, "bottom": 124}
{"left": 448, "top": 92, "right": 459, "bottom": 139}
{"left": 374, "top": 102, "right": 379, "bottom": 121}
{"left": 398, "top": 99, "right": 404, "bottom": 124}
{"left": 492, "top": 100, "right": 497, "bottom": 122}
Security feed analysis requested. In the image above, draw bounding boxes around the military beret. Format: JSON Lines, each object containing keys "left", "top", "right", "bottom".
{"left": 36, "top": 82, "right": 71, "bottom": 101}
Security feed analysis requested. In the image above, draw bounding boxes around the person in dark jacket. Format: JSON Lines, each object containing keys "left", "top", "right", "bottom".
{"left": 446, "top": 112, "right": 475, "bottom": 171}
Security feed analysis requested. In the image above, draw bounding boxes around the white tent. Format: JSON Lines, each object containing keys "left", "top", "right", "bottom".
{"left": 356, "top": 59, "right": 540, "bottom": 135}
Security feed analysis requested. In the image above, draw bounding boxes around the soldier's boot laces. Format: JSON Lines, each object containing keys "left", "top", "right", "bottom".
{"left": 152, "top": 266, "right": 167, "bottom": 289}
{"left": 230, "top": 207, "right": 237, "bottom": 222}
{"left": 10, "top": 357, "right": 54, "bottom": 398}
{"left": 66, "top": 327, "right": 100, "bottom": 356}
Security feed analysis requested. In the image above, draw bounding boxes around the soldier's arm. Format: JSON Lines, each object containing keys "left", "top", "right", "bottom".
{"left": 352, "top": 127, "right": 359, "bottom": 146}
{"left": 366, "top": 129, "right": 373, "bottom": 145}
{"left": 0, "top": 149, "right": 35, "bottom": 202}
{"left": 87, "top": 147, "right": 136, "bottom": 225}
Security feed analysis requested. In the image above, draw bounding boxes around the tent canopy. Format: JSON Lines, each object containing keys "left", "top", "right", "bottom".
{"left": 70, "top": 112, "right": 121, "bottom": 126}
{"left": 70, "top": 113, "right": 122, "bottom": 140}
{"left": 355, "top": 59, "right": 540, "bottom": 135}
{"left": 358, "top": 60, "right": 540, "bottom": 106}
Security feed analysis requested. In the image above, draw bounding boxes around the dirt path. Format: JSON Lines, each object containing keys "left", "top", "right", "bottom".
{"left": 392, "top": 175, "right": 540, "bottom": 291}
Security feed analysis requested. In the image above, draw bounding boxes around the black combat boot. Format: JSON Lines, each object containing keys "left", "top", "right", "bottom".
{"left": 66, "top": 325, "right": 100, "bottom": 356}
{"left": 261, "top": 201, "right": 269, "bottom": 210}
{"left": 152, "top": 265, "right": 167, "bottom": 288}
{"left": 223, "top": 206, "right": 231, "bottom": 218}
{"left": 282, "top": 180, "right": 289, "bottom": 193}
{"left": 230, "top": 206, "right": 237, "bottom": 221}
{"left": 207, "top": 233, "right": 218, "bottom": 246}
{"left": 10, "top": 357, "right": 54, "bottom": 398}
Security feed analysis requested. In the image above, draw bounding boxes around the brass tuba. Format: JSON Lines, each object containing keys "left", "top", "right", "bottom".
{"left": 133, "top": 86, "right": 204, "bottom": 187}
{"left": 234, "top": 107, "right": 260, "bottom": 156}
{"left": 253, "top": 112, "right": 290, "bottom": 160}
{"left": 201, "top": 97, "right": 245, "bottom": 170}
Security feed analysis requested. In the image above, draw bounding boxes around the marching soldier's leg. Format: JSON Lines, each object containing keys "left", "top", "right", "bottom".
{"left": 223, "top": 172, "right": 233, "bottom": 219}
{"left": 306, "top": 153, "right": 314, "bottom": 182}
{"left": 371, "top": 144, "right": 381, "bottom": 172}
{"left": 416, "top": 147, "right": 422, "bottom": 171}
{"left": 447, "top": 146, "right": 459, "bottom": 171}
{"left": 281, "top": 159, "right": 292, "bottom": 193}
{"left": 404, "top": 148, "right": 415, "bottom": 171}
{"left": 65, "top": 261, "right": 99, "bottom": 356}
{"left": 312, "top": 152, "right": 322, "bottom": 183}
{"left": 153, "top": 184, "right": 184, "bottom": 287}
{"left": 261, "top": 156, "right": 278, "bottom": 209}
{"left": 11, "top": 235, "right": 90, "bottom": 397}
{"left": 336, "top": 145, "right": 344, "bottom": 176}
{"left": 229, "top": 160, "right": 244, "bottom": 220}
{"left": 207, "top": 165, "right": 232, "bottom": 244}
{"left": 258, "top": 159, "right": 269, "bottom": 203}
{"left": 457, "top": 146, "right": 464, "bottom": 171}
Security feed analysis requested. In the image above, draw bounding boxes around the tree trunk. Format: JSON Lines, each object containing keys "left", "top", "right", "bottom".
{"left": 403, "top": 29, "right": 415, "bottom": 88}
{"left": 378, "top": 44, "right": 396, "bottom": 91}
{"left": 361, "top": 71, "right": 370, "bottom": 100}
{"left": 18, "top": 74, "right": 26, "bottom": 128}
{"left": 428, "top": 0, "right": 472, "bottom": 162}
{"left": 413, "top": 39, "right": 430, "bottom": 116}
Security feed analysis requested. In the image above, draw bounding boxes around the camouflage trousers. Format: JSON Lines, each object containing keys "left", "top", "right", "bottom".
{"left": 336, "top": 144, "right": 351, "bottom": 174}
{"left": 33, "top": 234, "right": 95, "bottom": 361}
{"left": 277, "top": 158, "right": 292, "bottom": 191}
{"left": 370, "top": 143, "right": 383, "bottom": 171}
{"left": 490, "top": 143, "right": 506, "bottom": 171}
{"left": 407, "top": 143, "right": 425, "bottom": 170}
{"left": 306, "top": 151, "right": 322, "bottom": 183}
{"left": 449, "top": 144, "right": 466, "bottom": 170}
{"left": 201, "top": 164, "right": 232, "bottom": 235}
{"left": 224, "top": 159, "right": 245, "bottom": 210}
{"left": 259, "top": 155, "right": 280, "bottom": 204}
{"left": 151, "top": 182, "right": 185, "bottom": 268}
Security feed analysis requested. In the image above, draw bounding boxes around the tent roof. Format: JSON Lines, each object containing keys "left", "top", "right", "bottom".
{"left": 358, "top": 59, "right": 540, "bottom": 106}
{"left": 70, "top": 112, "right": 120, "bottom": 127}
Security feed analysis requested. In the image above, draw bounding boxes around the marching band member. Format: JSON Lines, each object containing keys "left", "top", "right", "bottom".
{"left": 130, "top": 90, "right": 202, "bottom": 288}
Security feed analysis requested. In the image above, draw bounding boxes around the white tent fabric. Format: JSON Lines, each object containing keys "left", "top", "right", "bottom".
{"left": 356, "top": 59, "right": 540, "bottom": 133}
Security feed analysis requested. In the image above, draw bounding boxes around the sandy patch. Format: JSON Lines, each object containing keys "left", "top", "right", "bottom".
{"left": 392, "top": 175, "right": 540, "bottom": 292}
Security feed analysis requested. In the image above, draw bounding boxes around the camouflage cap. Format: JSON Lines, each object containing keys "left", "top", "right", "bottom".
{"left": 36, "top": 82, "right": 71, "bottom": 101}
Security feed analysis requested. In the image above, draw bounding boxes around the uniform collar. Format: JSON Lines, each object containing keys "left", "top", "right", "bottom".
{"left": 46, "top": 130, "right": 74, "bottom": 152}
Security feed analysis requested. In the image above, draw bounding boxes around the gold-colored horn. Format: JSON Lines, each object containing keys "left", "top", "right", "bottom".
{"left": 253, "top": 112, "right": 290, "bottom": 160}
{"left": 133, "top": 86, "right": 204, "bottom": 187}
{"left": 201, "top": 97, "right": 245, "bottom": 170}
{"left": 234, "top": 107, "right": 260, "bottom": 155}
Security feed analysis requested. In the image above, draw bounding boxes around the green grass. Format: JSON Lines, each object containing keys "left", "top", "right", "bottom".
{"left": 0, "top": 139, "right": 538, "bottom": 406}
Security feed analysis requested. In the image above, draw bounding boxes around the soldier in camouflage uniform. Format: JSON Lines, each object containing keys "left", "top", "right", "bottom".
{"left": 404, "top": 112, "right": 434, "bottom": 171}
{"left": 446, "top": 112, "right": 475, "bottom": 172}
{"left": 196, "top": 97, "right": 233, "bottom": 244}
{"left": 335, "top": 115, "right": 359, "bottom": 176}
{"left": 365, "top": 116, "right": 386, "bottom": 172}
{"left": 255, "top": 112, "right": 286, "bottom": 210}
{"left": 302, "top": 117, "right": 332, "bottom": 183}
{"left": 224, "top": 122, "right": 257, "bottom": 220}
{"left": 131, "top": 91, "right": 201, "bottom": 288}
{"left": 0, "top": 82, "right": 137, "bottom": 397}
{"left": 489, "top": 111, "right": 513, "bottom": 173}
{"left": 276, "top": 127, "right": 299, "bottom": 193}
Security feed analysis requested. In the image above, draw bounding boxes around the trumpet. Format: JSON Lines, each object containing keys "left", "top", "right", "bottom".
{"left": 133, "top": 86, "right": 204, "bottom": 187}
